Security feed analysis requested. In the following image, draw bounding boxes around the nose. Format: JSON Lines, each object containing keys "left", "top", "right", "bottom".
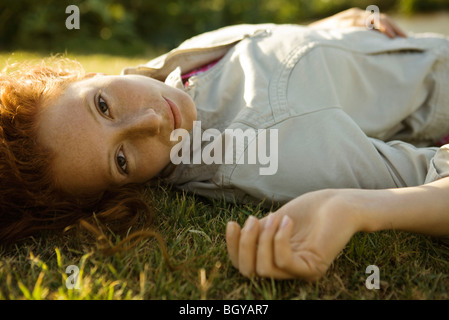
{"left": 122, "top": 109, "right": 162, "bottom": 138}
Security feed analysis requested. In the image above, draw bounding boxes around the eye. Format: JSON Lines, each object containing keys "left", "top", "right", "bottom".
{"left": 117, "top": 149, "right": 128, "bottom": 174}
{"left": 97, "top": 93, "right": 110, "bottom": 117}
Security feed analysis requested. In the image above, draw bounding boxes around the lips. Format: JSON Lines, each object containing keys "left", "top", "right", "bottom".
{"left": 164, "top": 98, "right": 182, "bottom": 130}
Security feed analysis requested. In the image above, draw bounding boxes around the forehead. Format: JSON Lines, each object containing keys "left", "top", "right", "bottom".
{"left": 37, "top": 79, "right": 111, "bottom": 195}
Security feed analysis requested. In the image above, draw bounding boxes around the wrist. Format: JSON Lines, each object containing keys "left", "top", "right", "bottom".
{"left": 331, "top": 189, "right": 385, "bottom": 233}
{"left": 326, "top": 177, "right": 449, "bottom": 237}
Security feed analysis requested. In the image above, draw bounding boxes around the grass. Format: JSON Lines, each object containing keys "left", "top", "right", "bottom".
{"left": 1, "top": 50, "right": 151, "bottom": 75}
{"left": 2, "top": 48, "right": 449, "bottom": 301}
{"left": 2, "top": 184, "right": 449, "bottom": 300}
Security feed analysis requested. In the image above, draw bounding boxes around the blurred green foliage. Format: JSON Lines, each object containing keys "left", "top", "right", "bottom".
{"left": 1, "top": 0, "right": 448, "bottom": 56}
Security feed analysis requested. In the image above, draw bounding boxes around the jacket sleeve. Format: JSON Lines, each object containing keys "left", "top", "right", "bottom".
{"left": 425, "top": 145, "right": 449, "bottom": 183}
{"left": 121, "top": 24, "right": 276, "bottom": 80}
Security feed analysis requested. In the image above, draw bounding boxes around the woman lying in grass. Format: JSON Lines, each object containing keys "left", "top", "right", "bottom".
{"left": 1, "top": 8, "right": 449, "bottom": 281}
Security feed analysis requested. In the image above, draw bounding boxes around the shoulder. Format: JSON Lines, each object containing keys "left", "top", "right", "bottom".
{"left": 176, "top": 23, "right": 278, "bottom": 49}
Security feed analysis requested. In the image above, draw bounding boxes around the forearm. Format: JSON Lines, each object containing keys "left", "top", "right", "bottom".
{"left": 307, "top": 7, "right": 406, "bottom": 38}
{"left": 348, "top": 177, "right": 449, "bottom": 236}
{"left": 308, "top": 8, "right": 363, "bottom": 29}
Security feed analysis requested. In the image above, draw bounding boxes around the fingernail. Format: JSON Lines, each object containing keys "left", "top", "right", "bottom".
{"left": 280, "top": 215, "right": 290, "bottom": 229}
{"left": 227, "top": 222, "right": 235, "bottom": 234}
{"left": 244, "top": 216, "right": 256, "bottom": 230}
{"left": 265, "top": 213, "right": 275, "bottom": 229}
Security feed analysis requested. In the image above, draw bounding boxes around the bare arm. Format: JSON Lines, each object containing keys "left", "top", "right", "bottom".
{"left": 358, "top": 177, "right": 449, "bottom": 236}
{"left": 226, "top": 177, "right": 449, "bottom": 281}
{"left": 308, "top": 7, "right": 406, "bottom": 38}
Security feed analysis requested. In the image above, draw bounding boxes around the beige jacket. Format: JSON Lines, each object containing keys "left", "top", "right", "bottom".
{"left": 123, "top": 24, "right": 449, "bottom": 207}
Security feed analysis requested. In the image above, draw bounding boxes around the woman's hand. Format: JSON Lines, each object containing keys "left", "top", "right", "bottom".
{"left": 226, "top": 189, "right": 363, "bottom": 281}
{"left": 227, "top": 176, "right": 449, "bottom": 281}
{"left": 309, "top": 7, "right": 407, "bottom": 38}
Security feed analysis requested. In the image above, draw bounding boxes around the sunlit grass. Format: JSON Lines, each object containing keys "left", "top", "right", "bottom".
{"left": 2, "top": 183, "right": 449, "bottom": 300}
{"left": 1, "top": 50, "right": 150, "bottom": 75}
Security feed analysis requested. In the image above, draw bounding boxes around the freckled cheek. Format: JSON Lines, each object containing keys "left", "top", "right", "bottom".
{"left": 134, "top": 142, "right": 173, "bottom": 179}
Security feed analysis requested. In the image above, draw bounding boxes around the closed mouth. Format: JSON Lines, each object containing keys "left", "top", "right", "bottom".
{"left": 164, "top": 97, "right": 181, "bottom": 130}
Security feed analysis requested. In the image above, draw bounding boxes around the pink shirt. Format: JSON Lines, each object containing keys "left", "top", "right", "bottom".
{"left": 181, "top": 60, "right": 220, "bottom": 87}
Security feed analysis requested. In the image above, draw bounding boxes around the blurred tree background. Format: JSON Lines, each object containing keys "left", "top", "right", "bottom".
{"left": 1, "top": 0, "right": 448, "bottom": 56}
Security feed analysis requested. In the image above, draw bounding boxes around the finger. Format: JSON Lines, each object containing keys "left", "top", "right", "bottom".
{"left": 226, "top": 221, "right": 241, "bottom": 269}
{"left": 390, "top": 21, "right": 407, "bottom": 37}
{"left": 256, "top": 214, "right": 295, "bottom": 279}
{"left": 382, "top": 15, "right": 407, "bottom": 38}
{"left": 257, "top": 212, "right": 275, "bottom": 230}
{"left": 378, "top": 16, "right": 406, "bottom": 38}
{"left": 384, "top": 25, "right": 396, "bottom": 38}
{"left": 238, "top": 215, "right": 260, "bottom": 278}
{"left": 377, "top": 22, "right": 395, "bottom": 38}
{"left": 274, "top": 216, "right": 321, "bottom": 281}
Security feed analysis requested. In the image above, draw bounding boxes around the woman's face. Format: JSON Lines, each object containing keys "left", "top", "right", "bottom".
{"left": 37, "top": 74, "right": 197, "bottom": 195}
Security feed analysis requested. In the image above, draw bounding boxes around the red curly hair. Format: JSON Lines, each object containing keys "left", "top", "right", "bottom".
{"left": 0, "top": 58, "right": 158, "bottom": 250}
